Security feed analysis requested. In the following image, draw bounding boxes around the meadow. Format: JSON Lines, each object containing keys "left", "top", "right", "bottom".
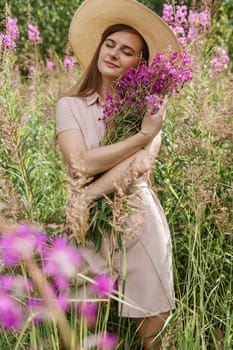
{"left": 0, "top": 2, "right": 232, "bottom": 349}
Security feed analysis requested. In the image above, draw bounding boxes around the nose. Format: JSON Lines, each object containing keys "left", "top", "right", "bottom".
{"left": 109, "top": 47, "right": 119, "bottom": 60}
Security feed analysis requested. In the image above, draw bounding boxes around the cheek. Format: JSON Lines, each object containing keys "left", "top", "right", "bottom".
{"left": 123, "top": 58, "right": 138, "bottom": 71}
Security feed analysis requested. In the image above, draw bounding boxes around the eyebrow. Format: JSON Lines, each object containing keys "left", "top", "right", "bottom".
{"left": 105, "top": 38, "right": 136, "bottom": 53}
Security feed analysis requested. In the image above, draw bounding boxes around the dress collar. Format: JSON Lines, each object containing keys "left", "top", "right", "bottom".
{"left": 86, "top": 92, "right": 105, "bottom": 107}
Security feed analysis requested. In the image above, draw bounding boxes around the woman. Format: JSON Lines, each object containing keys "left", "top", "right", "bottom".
{"left": 56, "top": 0, "right": 180, "bottom": 349}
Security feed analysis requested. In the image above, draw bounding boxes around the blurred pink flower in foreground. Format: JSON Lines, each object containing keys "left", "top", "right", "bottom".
{"left": 92, "top": 274, "right": 115, "bottom": 297}
{"left": 0, "top": 224, "right": 47, "bottom": 267}
{"left": 97, "top": 332, "right": 118, "bottom": 350}
{"left": 77, "top": 301, "right": 98, "bottom": 327}
{"left": 63, "top": 55, "right": 75, "bottom": 69}
{"left": 27, "top": 24, "right": 41, "bottom": 44}
{"left": 0, "top": 275, "right": 33, "bottom": 294}
{"left": 43, "top": 236, "right": 83, "bottom": 290}
{"left": 0, "top": 295, "right": 24, "bottom": 330}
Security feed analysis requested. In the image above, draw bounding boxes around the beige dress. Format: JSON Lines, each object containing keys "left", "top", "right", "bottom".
{"left": 56, "top": 93, "right": 175, "bottom": 317}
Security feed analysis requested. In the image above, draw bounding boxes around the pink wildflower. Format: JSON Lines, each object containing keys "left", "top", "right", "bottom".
{"left": 28, "top": 65, "right": 36, "bottom": 76}
{"left": 43, "top": 236, "right": 83, "bottom": 290}
{"left": 77, "top": 301, "right": 98, "bottom": 327}
{"left": 92, "top": 274, "right": 115, "bottom": 297}
{"left": 162, "top": 4, "right": 174, "bottom": 25}
{"left": 0, "top": 224, "right": 47, "bottom": 267}
{"left": 63, "top": 55, "right": 75, "bottom": 69}
{"left": 3, "top": 17, "right": 20, "bottom": 50}
{"left": 209, "top": 47, "right": 230, "bottom": 76}
{"left": 97, "top": 332, "right": 118, "bottom": 350}
{"left": 27, "top": 24, "right": 41, "bottom": 44}
{"left": 187, "top": 27, "right": 198, "bottom": 41}
{"left": 46, "top": 59, "right": 56, "bottom": 70}
{"left": 0, "top": 275, "right": 33, "bottom": 295}
{"left": 0, "top": 295, "right": 24, "bottom": 330}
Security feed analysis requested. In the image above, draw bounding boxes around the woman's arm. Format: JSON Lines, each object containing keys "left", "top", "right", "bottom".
{"left": 57, "top": 99, "right": 167, "bottom": 177}
{"left": 85, "top": 132, "right": 162, "bottom": 201}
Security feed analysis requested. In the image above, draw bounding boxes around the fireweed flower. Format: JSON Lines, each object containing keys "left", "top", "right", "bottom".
{"left": 28, "top": 65, "right": 36, "bottom": 76}
{"left": 77, "top": 301, "right": 98, "bottom": 327}
{"left": 27, "top": 298, "right": 48, "bottom": 325}
{"left": 27, "top": 24, "right": 41, "bottom": 44}
{"left": 0, "top": 295, "right": 24, "bottom": 330}
{"left": 101, "top": 51, "right": 193, "bottom": 145}
{"left": 0, "top": 275, "right": 33, "bottom": 295}
{"left": 97, "top": 332, "right": 118, "bottom": 350}
{"left": 162, "top": 4, "right": 211, "bottom": 47}
{"left": 27, "top": 293, "right": 70, "bottom": 325}
{"left": 63, "top": 55, "right": 75, "bottom": 69}
{"left": 46, "top": 59, "right": 56, "bottom": 70}
{"left": 209, "top": 47, "right": 230, "bottom": 76}
{"left": 0, "top": 224, "right": 47, "bottom": 267}
{"left": 43, "top": 236, "right": 83, "bottom": 290}
{"left": 92, "top": 274, "right": 115, "bottom": 297}
{"left": 3, "top": 17, "right": 20, "bottom": 50}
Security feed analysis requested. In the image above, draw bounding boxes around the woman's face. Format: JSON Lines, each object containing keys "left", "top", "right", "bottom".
{"left": 97, "top": 31, "right": 143, "bottom": 82}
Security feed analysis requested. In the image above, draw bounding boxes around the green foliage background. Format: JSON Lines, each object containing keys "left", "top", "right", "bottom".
{"left": 0, "top": 0, "right": 163, "bottom": 58}
{"left": 2, "top": 0, "right": 232, "bottom": 60}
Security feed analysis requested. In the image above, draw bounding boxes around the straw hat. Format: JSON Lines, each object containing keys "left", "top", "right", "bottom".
{"left": 69, "top": 0, "right": 180, "bottom": 68}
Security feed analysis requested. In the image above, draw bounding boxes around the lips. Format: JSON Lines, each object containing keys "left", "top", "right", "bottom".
{"left": 104, "top": 61, "right": 120, "bottom": 68}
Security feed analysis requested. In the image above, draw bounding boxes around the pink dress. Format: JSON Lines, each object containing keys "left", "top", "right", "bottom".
{"left": 56, "top": 93, "right": 175, "bottom": 317}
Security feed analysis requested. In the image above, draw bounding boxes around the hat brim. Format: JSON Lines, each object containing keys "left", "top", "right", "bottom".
{"left": 69, "top": 0, "right": 181, "bottom": 68}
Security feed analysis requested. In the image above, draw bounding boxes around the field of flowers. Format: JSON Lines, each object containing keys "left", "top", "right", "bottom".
{"left": 0, "top": 2, "right": 232, "bottom": 350}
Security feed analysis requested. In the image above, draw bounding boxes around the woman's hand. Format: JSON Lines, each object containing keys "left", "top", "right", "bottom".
{"left": 140, "top": 96, "right": 167, "bottom": 140}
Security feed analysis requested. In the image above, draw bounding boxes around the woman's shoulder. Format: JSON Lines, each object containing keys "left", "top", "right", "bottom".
{"left": 57, "top": 95, "right": 84, "bottom": 106}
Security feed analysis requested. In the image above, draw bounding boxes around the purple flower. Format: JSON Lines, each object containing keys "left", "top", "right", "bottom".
{"left": 77, "top": 301, "right": 98, "bottom": 326}
{"left": 63, "top": 56, "right": 75, "bottom": 69}
{"left": 28, "top": 65, "right": 36, "bottom": 76}
{"left": 92, "top": 274, "right": 115, "bottom": 297}
{"left": 0, "top": 275, "right": 33, "bottom": 294}
{"left": 27, "top": 298, "right": 49, "bottom": 325}
{"left": 3, "top": 17, "right": 20, "bottom": 50}
{"left": 162, "top": 4, "right": 211, "bottom": 47}
{"left": 0, "top": 295, "right": 24, "bottom": 330}
{"left": 0, "top": 224, "right": 47, "bottom": 267}
{"left": 209, "top": 47, "right": 230, "bottom": 76}
{"left": 97, "top": 332, "right": 118, "bottom": 350}
{"left": 101, "top": 50, "right": 193, "bottom": 145}
{"left": 43, "top": 236, "right": 83, "bottom": 290}
{"left": 162, "top": 4, "right": 174, "bottom": 25}
{"left": 27, "top": 24, "right": 41, "bottom": 44}
{"left": 46, "top": 59, "right": 56, "bottom": 70}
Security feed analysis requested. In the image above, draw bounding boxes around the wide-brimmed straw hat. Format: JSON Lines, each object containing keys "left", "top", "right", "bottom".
{"left": 69, "top": 0, "right": 180, "bottom": 68}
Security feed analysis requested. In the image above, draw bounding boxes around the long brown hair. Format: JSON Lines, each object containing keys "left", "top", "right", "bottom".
{"left": 67, "top": 24, "right": 149, "bottom": 97}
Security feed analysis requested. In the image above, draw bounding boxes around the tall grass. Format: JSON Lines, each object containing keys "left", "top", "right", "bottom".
{"left": 0, "top": 3, "right": 232, "bottom": 350}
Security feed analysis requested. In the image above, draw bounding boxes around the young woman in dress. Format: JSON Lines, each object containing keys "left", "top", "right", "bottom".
{"left": 56, "top": 0, "right": 180, "bottom": 348}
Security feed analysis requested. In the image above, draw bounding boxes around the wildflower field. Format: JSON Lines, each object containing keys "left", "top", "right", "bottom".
{"left": 0, "top": 1, "right": 232, "bottom": 350}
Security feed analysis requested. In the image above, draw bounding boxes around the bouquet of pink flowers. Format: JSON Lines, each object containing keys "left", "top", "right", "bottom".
{"left": 87, "top": 51, "right": 194, "bottom": 250}
{"left": 100, "top": 51, "right": 193, "bottom": 145}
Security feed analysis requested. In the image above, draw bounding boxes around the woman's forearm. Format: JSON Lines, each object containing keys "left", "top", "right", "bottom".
{"left": 81, "top": 131, "right": 152, "bottom": 176}
{"left": 86, "top": 133, "right": 161, "bottom": 200}
{"left": 58, "top": 129, "right": 151, "bottom": 177}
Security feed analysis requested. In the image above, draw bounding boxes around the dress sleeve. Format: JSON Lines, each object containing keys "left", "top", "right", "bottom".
{"left": 55, "top": 97, "right": 81, "bottom": 135}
